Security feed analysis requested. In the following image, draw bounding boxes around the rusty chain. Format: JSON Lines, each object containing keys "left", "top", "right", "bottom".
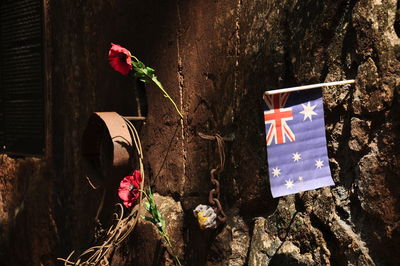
{"left": 198, "top": 132, "right": 228, "bottom": 223}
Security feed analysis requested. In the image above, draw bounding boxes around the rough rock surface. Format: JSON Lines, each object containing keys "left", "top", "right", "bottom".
{"left": 0, "top": 0, "right": 399, "bottom": 265}
{"left": 112, "top": 193, "right": 184, "bottom": 265}
{"left": 206, "top": 211, "right": 250, "bottom": 266}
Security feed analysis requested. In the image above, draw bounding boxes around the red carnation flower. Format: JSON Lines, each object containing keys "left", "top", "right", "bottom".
{"left": 108, "top": 43, "right": 133, "bottom": 75}
{"left": 118, "top": 170, "right": 142, "bottom": 208}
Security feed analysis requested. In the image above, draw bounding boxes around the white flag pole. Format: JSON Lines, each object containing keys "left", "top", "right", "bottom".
{"left": 264, "top": 79, "right": 355, "bottom": 95}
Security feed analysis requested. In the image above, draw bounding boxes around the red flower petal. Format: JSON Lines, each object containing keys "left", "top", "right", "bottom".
{"left": 118, "top": 170, "right": 142, "bottom": 208}
{"left": 108, "top": 43, "right": 132, "bottom": 75}
{"left": 118, "top": 190, "right": 132, "bottom": 207}
{"left": 133, "top": 170, "right": 142, "bottom": 184}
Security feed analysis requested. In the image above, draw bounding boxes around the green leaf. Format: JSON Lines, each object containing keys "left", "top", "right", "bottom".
{"left": 156, "top": 209, "right": 162, "bottom": 220}
{"left": 133, "top": 67, "right": 143, "bottom": 73}
{"left": 150, "top": 207, "right": 158, "bottom": 220}
{"left": 134, "top": 72, "right": 145, "bottom": 78}
{"left": 160, "top": 218, "right": 166, "bottom": 230}
{"left": 146, "top": 67, "right": 155, "bottom": 76}
{"left": 132, "top": 61, "right": 138, "bottom": 68}
{"left": 143, "top": 216, "right": 157, "bottom": 224}
{"left": 138, "top": 61, "right": 145, "bottom": 68}
{"left": 148, "top": 188, "right": 155, "bottom": 201}
{"left": 145, "top": 202, "right": 151, "bottom": 211}
{"left": 139, "top": 78, "right": 149, "bottom": 83}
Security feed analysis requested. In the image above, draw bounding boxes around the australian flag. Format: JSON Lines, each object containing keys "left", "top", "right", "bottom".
{"left": 263, "top": 88, "right": 334, "bottom": 198}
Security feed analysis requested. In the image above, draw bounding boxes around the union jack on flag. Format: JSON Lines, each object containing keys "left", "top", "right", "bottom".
{"left": 263, "top": 88, "right": 334, "bottom": 198}
{"left": 264, "top": 93, "right": 295, "bottom": 145}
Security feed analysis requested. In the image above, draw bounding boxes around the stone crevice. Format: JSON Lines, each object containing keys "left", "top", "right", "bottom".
{"left": 176, "top": 0, "right": 187, "bottom": 197}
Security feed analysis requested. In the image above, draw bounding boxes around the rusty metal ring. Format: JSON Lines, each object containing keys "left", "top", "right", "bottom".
{"left": 209, "top": 189, "right": 218, "bottom": 204}
{"left": 213, "top": 198, "right": 227, "bottom": 223}
{"left": 210, "top": 179, "right": 220, "bottom": 193}
{"left": 82, "top": 112, "right": 134, "bottom": 187}
{"left": 210, "top": 168, "right": 218, "bottom": 176}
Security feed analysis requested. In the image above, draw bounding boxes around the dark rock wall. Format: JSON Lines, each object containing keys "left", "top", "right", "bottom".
{"left": 0, "top": 0, "right": 399, "bottom": 265}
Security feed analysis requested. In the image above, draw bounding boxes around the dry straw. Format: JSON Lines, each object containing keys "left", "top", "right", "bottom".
{"left": 58, "top": 118, "right": 144, "bottom": 265}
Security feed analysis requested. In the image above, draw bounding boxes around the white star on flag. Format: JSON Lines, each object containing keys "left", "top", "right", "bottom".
{"left": 285, "top": 179, "right": 294, "bottom": 189}
{"left": 272, "top": 167, "right": 281, "bottom": 177}
{"left": 292, "top": 152, "right": 301, "bottom": 162}
{"left": 300, "top": 102, "right": 317, "bottom": 121}
{"left": 315, "top": 159, "right": 324, "bottom": 169}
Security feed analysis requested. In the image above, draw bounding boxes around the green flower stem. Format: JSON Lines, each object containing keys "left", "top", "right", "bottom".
{"left": 140, "top": 189, "right": 183, "bottom": 266}
{"left": 163, "top": 234, "right": 182, "bottom": 266}
{"left": 131, "top": 55, "right": 140, "bottom": 62}
{"left": 150, "top": 77, "right": 184, "bottom": 119}
{"left": 131, "top": 56, "right": 183, "bottom": 119}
